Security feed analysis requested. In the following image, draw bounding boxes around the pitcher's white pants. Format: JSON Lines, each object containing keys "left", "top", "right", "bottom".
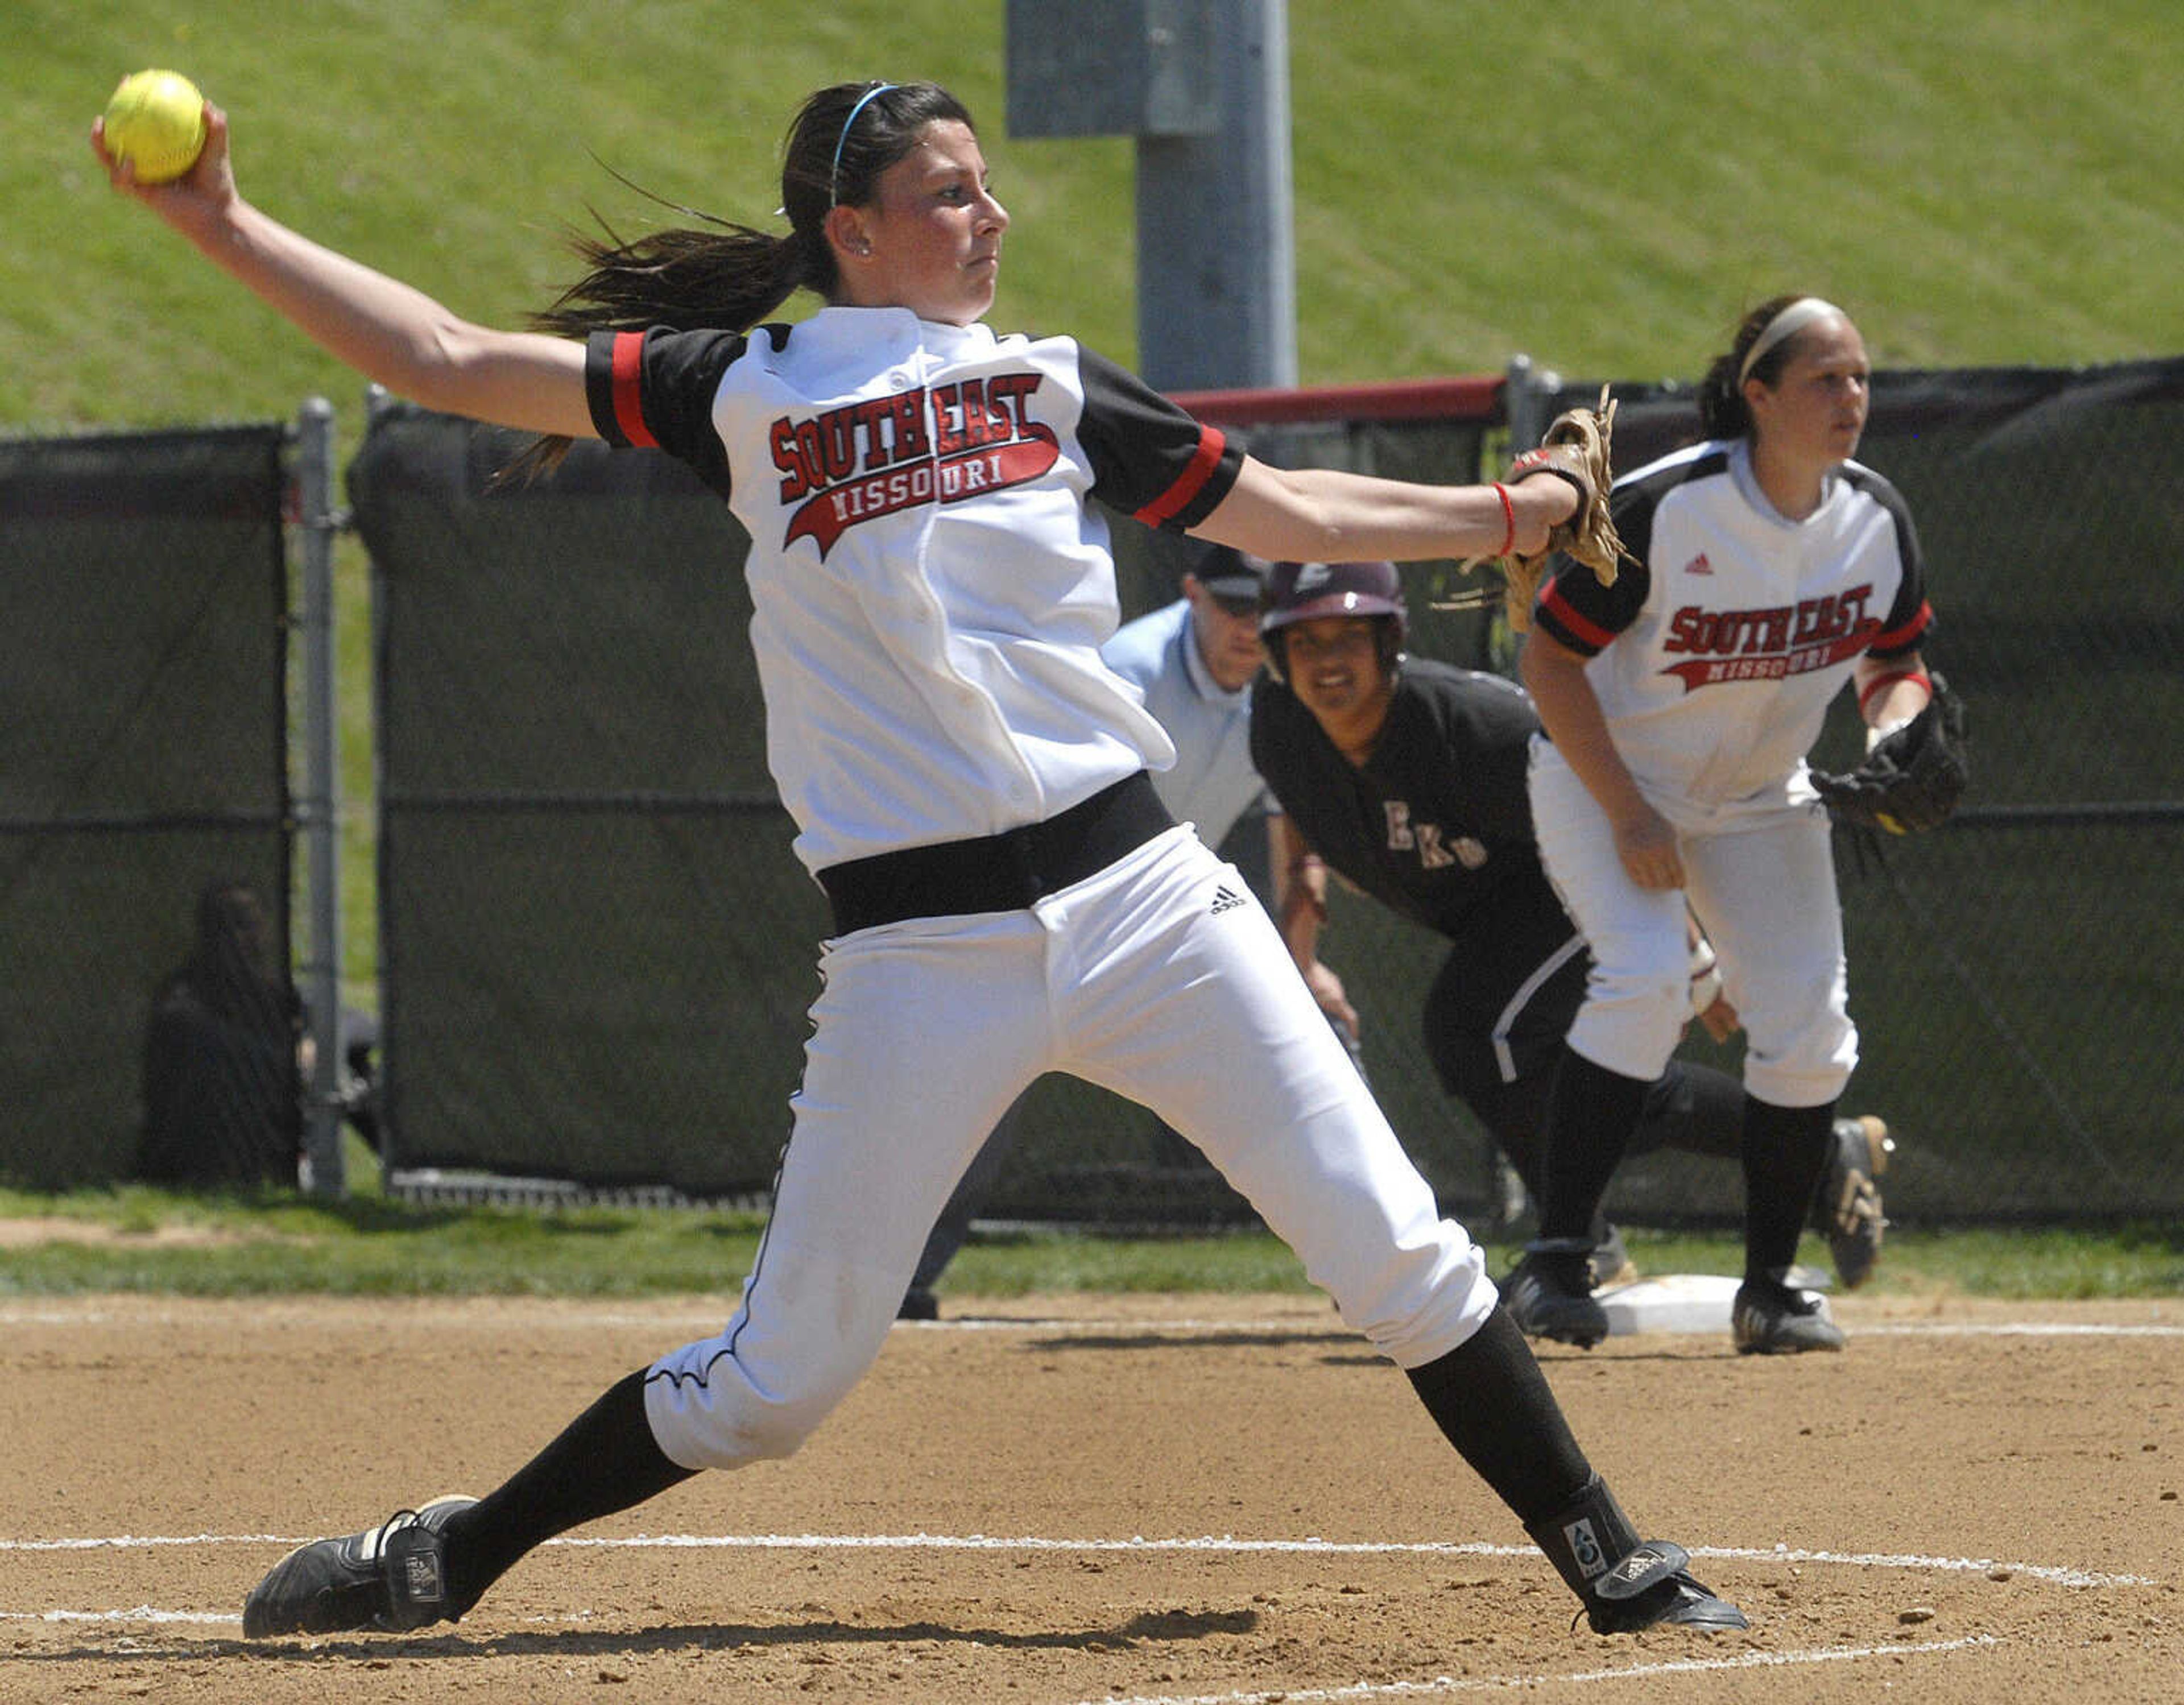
{"left": 644, "top": 826, "right": 1495, "bottom": 1470}
{"left": 1529, "top": 744, "right": 1858, "bottom": 1111}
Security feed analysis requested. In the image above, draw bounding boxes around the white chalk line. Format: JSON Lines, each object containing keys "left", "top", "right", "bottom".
{"left": 891, "top": 1315, "right": 2184, "bottom": 1339}
{"left": 1861, "top": 1321, "right": 2184, "bottom": 1338}
{"left": 0, "top": 1529, "right": 2153, "bottom": 1590}
{"left": 5, "top": 1303, "right": 2179, "bottom": 1340}
{"left": 0, "top": 1606, "right": 238, "bottom": 1626}
{"left": 1073, "top": 1634, "right": 2003, "bottom": 1705}
{"left": 548, "top": 1533, "right": 2157, "bottom": 1589}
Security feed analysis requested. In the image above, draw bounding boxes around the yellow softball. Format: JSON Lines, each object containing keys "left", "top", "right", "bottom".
{"left": 103, "top": 69, "right": 208, "bottom": 185}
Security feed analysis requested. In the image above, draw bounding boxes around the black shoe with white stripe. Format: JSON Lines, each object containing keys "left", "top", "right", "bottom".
{"left": 1525, "top": 1474, "right": 1748, "bottom": 1634}
{"left": 1732, "top": 1275, "right": 1846, "bottom": 1355}
{"left": 1504, "top": 1244, "right": 1610, "bottom": 1350}
{"left": 242, "top": 1496, "right": 475, "bottom": 1638}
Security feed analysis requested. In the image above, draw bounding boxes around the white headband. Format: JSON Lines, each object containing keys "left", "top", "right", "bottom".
{"left": 1738, "top": 297, "right": 1844, "bottom": 386}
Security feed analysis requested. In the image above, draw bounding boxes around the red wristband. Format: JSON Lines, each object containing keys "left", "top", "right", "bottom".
{"left": 1492, "top": 482, "right": 1515, "bottom": 558}
{"left": 1858, "top": 668, "right": 1930, "bottom": 714}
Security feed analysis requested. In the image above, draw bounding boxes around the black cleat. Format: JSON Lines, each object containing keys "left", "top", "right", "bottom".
{"left": 1504, "top": 1247, "right": 1610, "bottom": 1350}
{"left": 242, "top": 1496, "right": 474, "bottom": 1638}
{"left": 1814, "top": 1115, "right": 1892, "bottom": 1289}
{"left": 1732, "top": 1275, "right": 1846, "bottom": 1355}
{"left": 1584, "top": 1540, "right": 1751, "bottom": 1634}
{"left": 1527, "top": 1473, "right": 1749, "bottom": 1635}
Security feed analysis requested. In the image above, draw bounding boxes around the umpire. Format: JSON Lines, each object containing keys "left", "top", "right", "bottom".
{"left": 1248, "top": 560, "right": 1887, "bottom": 1347}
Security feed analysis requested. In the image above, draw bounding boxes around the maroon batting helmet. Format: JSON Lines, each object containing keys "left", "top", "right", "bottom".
{"left": 1257, "top": 559, "right": 1407, "bottom": 682}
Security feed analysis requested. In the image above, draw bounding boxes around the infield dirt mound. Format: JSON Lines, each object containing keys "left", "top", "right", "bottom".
{"left": 0, "top": 1292, "right": 2175, "bottom": 1702}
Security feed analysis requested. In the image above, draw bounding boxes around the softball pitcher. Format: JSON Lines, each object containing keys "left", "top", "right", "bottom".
{"left": 98, "top": 78, "right": 1744, "bottom": 1640}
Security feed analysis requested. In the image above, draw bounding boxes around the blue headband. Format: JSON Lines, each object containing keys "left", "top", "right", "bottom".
{"left": 830, "top": 82, "right": 899, "bottom": 207}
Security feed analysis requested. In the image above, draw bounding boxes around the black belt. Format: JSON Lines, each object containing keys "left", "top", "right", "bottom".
{"left": 819, "top": 771, "right": 1173, "bottom": 935}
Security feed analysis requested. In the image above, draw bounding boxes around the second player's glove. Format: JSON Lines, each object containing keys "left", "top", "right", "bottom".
{"left": 1811, "top": 673, "right": 1970, "bottom": 834}
{"left": 1472, "top": 387, "right": 1636, "bottom": 633}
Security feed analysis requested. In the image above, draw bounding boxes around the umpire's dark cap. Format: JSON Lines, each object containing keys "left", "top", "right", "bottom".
{"left": 1194, "top": 546, "right": 1273, "bottom": 601}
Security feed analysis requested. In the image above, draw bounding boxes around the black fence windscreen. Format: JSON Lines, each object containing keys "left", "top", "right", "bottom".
{"left": 359, "top": 359, "right": 2179, "bottom": 1224}
{"left": 0, "top": 425, "right": 292, "bottom": 1186}
{"left": 353, "top": 409, "right": 813, "bottom": 1190}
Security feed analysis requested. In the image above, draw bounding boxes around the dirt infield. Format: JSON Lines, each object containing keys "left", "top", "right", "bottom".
{"left": 1, "top": 1290, "right": 2176, "bottom": 1702}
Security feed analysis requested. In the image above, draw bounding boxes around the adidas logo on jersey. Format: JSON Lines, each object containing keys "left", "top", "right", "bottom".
{"left": 1684, "top": 552, "right": 1713, "bottom": 576}
{"left": 1209, "top": 885, "right": 1248, "bottom": 915}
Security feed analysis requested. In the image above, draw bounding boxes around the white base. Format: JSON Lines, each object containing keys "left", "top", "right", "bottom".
{"left": 1596, "top": 1267, "right": 1834, "bottom": 1336}
{"left": 1596, "top": 1273, "right": 1740, "bottom": 1337}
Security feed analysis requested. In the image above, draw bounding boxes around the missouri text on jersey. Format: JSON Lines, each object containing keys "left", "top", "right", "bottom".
{"left": 1660, "top": 586, "right": 1881, "bottom": 691}
{"left": 771, "top": 374, "right": 1058, "bottom": 556}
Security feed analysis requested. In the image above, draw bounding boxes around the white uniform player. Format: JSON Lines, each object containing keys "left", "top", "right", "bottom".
{"left": 101, "top": 76, "right": 1743, "bottom": 1638}
{"left": 615, "top": 311, "right": 1496, "bottom": 1455}
{"left": 1518, "top": 296, "right": 1929, "bottom": 1354}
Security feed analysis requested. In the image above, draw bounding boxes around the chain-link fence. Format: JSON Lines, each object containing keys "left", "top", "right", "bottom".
{"left": 0, "top": 426, "right": 293, "bottom": 1186}
{"left": 28, "top": 355, "right": 2149, "bottom": 1226}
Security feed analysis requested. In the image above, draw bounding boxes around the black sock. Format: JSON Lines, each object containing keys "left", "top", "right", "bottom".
{"left": 1535, "top": 1045, "right": 1649, "bottom": 1244}
{"left": 1405, "top": 1306, "right": 1594, "bottom": 1526}
{"left": 1624, "top": 1062, "right": 1746, "bottom": 1161}
{"left": 1741, "top": 1097, "right": 1838, "bottom": 1281}
{"left": 440, "top": 1369, "right": 696, "bottom": 1616}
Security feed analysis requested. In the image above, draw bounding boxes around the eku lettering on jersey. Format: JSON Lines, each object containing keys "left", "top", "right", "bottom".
{"left": 1383, "top": 801, "right": 1489, "bottom": 871}
{"left": 770, "top": 373, "right": 1058, "bottom": 557}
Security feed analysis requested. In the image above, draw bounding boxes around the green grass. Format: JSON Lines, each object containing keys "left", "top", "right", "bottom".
{"left": 3, "top": 1181, "right": 2177, "bottom": 1301}
{"left": 17, "top": 2, "right": 2179, "bottom": 433}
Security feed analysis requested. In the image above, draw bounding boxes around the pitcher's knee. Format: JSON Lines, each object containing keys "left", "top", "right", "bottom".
{"left": 1333, "top": 1235, "right": 1498, "bottom": 1370}
{"left": 643, "top": 1336, "right": 868, "bottom": 1470}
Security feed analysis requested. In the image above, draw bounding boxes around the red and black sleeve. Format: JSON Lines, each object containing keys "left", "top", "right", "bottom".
{"left": 1533, "top": 456, "right": 1681, "bottom": 655}
{"left": 1072, "top": 345, "right": 1243, "bottom": 531}
{"left": 585, "top": 327, "right": 748, "bottom": 496}
{"left": 1844, "top": 466, "right": 1934, "bottom": 659}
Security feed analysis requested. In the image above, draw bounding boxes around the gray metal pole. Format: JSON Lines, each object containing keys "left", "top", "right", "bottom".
{"left": 1504, "top": 353, "right": 1566, "bottom": 452}
{"left": 295, "top": 397, "right": 346, "bottom": 1196}
{"left": 1134, "top": 0, "right": 1295, "bottom": 391}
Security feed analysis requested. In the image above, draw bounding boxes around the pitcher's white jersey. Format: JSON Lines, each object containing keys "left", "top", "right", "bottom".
{"left": 1532, "top": 437, "right": 1931, "bottom": 812}
{"left": 587, "top": 308, "right": 1241, "bottom": 874}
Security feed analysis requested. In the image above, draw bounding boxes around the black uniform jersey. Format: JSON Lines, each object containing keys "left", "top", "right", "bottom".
{"left": 1251, "top": 659, "right": 1546, "bottom": 940}
{"left": 1251, "top": 657, "right": 1589, "bottom": 1059}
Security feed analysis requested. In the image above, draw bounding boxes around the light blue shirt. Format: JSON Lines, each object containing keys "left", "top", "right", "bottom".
{"left": 1101, "top": 599, "right": 1271, "bottom": 849}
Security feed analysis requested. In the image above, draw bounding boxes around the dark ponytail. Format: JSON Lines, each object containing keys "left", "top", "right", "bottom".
{"left": 507, "top": 80, "right": 974, "bottom": 479}
{"left": 1696, "top": 293, "right": 1813, "bottom": 441}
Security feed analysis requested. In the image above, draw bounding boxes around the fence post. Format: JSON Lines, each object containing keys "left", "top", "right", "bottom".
{"left": 1007, "top": 0, "right": 1297, "bottom": 391}
{"left": 1503, "top": 353, "right": 1560, "bottom": 452}
{"left": 295, "top": 397, "right": 346, "bottom": 1195}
